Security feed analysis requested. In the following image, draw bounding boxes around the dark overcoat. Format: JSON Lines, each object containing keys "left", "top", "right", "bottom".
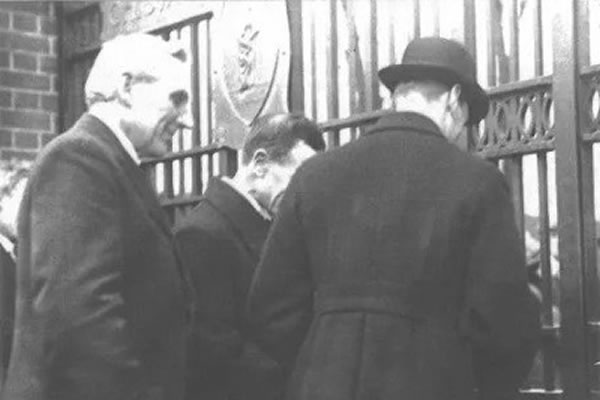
{"left": 2, "top": 114, "right": 193, "bottom": 400}
{"left": 174, "top": 178, "right": 284, "bottom": 400}
{"left": 247, "top": 112, "right": 541, "bottom": 400}
{"left": 0, "top": 238, "right": 15, "bottom": 388}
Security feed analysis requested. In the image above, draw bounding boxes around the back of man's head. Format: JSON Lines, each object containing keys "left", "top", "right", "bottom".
{"left": 392, "top": 80, "right": 452, "bottom": 104}
{"left": 391, "top": 79, "right": 470, "bottom": 142}
{"left": 85, "top": 33, "right": 187, "bottom": 107}
{"left": 241, "top": 113, "right": 325, "bottom": 165}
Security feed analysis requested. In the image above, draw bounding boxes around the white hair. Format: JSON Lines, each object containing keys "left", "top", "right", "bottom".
{"left": 84, "top": 33, "right": 186, "bottom": 107}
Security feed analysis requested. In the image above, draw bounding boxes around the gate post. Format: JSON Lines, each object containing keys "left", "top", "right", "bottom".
{"left": 286, "top": 0, "right": 304, "bottom": 113}
{"left": 552, "top": 0, "right": 590, "bottom": 397}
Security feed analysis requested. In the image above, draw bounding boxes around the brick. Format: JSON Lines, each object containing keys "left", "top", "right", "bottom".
{"left": 50, "top": 114, "right": 57, "bottom": 133}
{"left": 12, "top": 13, "right": 37, "bottom": 32}
{"left": 0, "top": 70, "right": 50, "bottom": 91}
{"left": 0, "top": 11, "right": 8, "bottom": 28}
{"left": 39, "top": 55, "right": 56, "bottom": 73}
{"left": 0, "top": 51, "right": 8, "bottom": 68}
{"left": 0, "top": 130, "right": 12, "bottom": 147}
{"left": 13, "top": 130, "right": 38, "bottom": 149}
{"left": 12, "top": 52, "right": 37, "bottom": 71}
{"left": 49, "top": 37, "right": 56, "bottom": 56}
{"left": 1, "top": 149, "right": 37, "bottom": 161}
{"left": 14, "top": 92, "right": 38, "bottom": 109}
{"left": 40, "top": 17, "right": 56, "bottom": 35}
{"left": 0, "top": 109, "right": 50, "bottom": 130}
{"left": 51, "top": 74, "right": 58, "bottom": 92}
{"left": 0, "top": 32, "right": 49, "bottom": 53}
{"left": 40, "top": 94, "right": 57, "bottom": 112}
{"left": 0, "top": 90, "right": 11, "bottom": 108}
{"left": 0, "top": 2, "right": 50, "bottom": 16}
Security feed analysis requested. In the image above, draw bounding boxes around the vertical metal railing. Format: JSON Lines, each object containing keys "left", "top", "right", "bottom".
{"left": 368, "top": 0, "right": 380, "bottom": 112}
{"left": 326, "top": 0, "right": 340, "bottom": 148}
{"left": 553, "top": 0, "right": 589, "bottom": 398}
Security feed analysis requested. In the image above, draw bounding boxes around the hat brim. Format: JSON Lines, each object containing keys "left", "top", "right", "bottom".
{"left": 378, "top": 64, "right": 489, "bottom": 125}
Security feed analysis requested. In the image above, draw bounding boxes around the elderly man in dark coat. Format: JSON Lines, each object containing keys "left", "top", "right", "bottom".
{"left": 3, "top": 34, "right": 194, "bottom": 400}
{"left": 247, "top": 37, "right": 540, "bottom": 400}
{"left": 175, "top": 114, "right": 325, "bottom": 400}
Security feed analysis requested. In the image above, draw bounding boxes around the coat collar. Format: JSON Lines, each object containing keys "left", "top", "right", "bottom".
{"left": 204, "top": 177, "right": 271, "bottom": 257}
{"left": 75, "top": 113, "right": 173, "bottom": 239}
{"left": 366, "top": 111, "right": 446, "bottom": 140}
{"left": 220, "top": 177, "right": 272, "bottom": 221}
{"left": 88, "top": 102, "right": 141, "bottom": 165}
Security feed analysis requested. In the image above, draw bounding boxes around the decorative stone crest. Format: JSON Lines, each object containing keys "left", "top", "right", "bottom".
{"left": 213, "top": 0, "right": 290, "bottom": 149}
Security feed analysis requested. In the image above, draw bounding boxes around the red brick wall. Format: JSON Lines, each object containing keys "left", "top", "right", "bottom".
{"left": 0, "top": 2, "right": 57, "bottom": 161}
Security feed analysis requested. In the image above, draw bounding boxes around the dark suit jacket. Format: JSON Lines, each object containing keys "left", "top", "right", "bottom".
{"left": 248, "top": 112, "right": 541, "bottom": 400}
{"left": 0, "top": 236, "right": 15, "bottom": 388}
{"left": 3, "top": 114, "right": 193, "bottom": 400}
{"left": 174, "top": 178, "right": 284, "bottom": 400}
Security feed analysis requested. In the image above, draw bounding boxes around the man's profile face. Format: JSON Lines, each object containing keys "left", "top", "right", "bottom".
{"left": 125, "top": 60, "right": 190, "bottom": 158}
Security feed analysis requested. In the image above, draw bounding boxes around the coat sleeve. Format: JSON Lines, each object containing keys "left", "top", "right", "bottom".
{"left": 25, "top": 144, "right": 142, "bottom": 400}
{"left": 462, "top": 169, "right": 541, "bottom": 399}
{"left": 173, "top": 225, "right": 242, "bottom": 380}
{"left": 0, "top": 245, "right": 15, "bottom": 386}
{"left": 246, "top": 173, "right": 313, "bottom": 369}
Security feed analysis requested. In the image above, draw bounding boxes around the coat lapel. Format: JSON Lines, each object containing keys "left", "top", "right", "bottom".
{"left": 203, "top": 178, "right": 271, "bottom": 257}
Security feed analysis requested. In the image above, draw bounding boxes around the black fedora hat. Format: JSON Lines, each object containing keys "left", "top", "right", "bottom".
{"left": 378, "top": 37, "right": 489, "bottom": 125}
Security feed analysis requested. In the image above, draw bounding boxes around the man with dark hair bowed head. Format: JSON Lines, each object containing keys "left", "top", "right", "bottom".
{"left": 247, "top": 37, "right": 540, "bottom": 400}
{"left": 174, "top": 113, "right": 325, "bottom": 400}
{"left": 3, "top": 33, "right": 194, "bottom": 400}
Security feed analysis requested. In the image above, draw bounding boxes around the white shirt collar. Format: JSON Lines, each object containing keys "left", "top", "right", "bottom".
{"left": 88, "top": 102, "right": 141, "bottom": 165}
{"left": 220, "top": 177, "right": 272, "bottom": 221}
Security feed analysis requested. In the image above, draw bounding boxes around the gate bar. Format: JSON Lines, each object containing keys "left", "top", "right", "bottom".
{"left": 287, "top": 0, "right": 304, "bottom": 113}
{"left": 326, "top": 0, "right": 340, "bottom": 147}
{"left": 369, "top": 0, "right": 380, "bottom": 111}
{"left": 552, "top": 0, "right": 590, "bottom": 397}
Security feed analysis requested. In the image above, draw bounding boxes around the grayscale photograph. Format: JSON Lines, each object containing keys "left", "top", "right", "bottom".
{"left": 0, "top": 1, "right": 597, "bottom": 399}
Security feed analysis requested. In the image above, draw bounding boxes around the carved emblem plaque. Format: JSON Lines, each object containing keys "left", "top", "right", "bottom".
{"left": 213, "top": 0, "right": 290, "bottom": 149}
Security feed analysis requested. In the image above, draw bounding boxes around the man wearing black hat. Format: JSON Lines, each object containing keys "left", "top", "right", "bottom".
{"left": 247, "top": 37, "right": 540, "bottom": 400}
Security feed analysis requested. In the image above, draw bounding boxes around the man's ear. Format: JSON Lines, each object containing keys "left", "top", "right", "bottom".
{"left": 250, "top": 149, "right": 269, "bottom": 178}
{"left": 117, "top": 72, "right": 133, "bottom": 108}
{"left": 448, "top": 84, "right": 463, "bottom": 108}
{"left": 448, "top": 84, "right": 468, "bottom": 123}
